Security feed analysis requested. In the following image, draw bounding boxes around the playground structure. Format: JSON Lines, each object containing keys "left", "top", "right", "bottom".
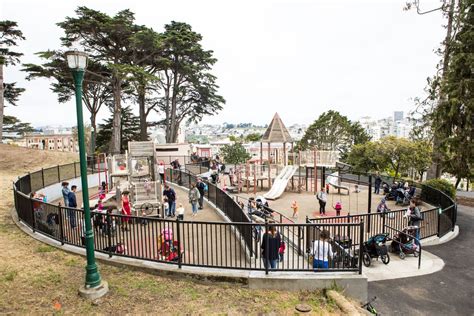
{"left": 93, "top": 141, "right": 162, "bottom": 216}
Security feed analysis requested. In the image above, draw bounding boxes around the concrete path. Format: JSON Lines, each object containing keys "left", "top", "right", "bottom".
{"left": 368, "top": 205, "right": 474, "bottom": 315}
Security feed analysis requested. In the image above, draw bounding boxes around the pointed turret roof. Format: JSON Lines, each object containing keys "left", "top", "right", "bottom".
{"left": 261, "top": 113, "right": 293, "bottom": 143}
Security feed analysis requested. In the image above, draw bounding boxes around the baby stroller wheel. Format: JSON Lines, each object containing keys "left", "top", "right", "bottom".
{"left": 381, "top": 254, "right": 390, "bottom": 264}
{"left": 363, "top": 252, "right": 371, "bottom": 267}
{"left": 399, "top": 252, "right": 406, "bottom": 260}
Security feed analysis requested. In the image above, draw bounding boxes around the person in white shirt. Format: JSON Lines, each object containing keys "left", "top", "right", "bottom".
{"left": 177, "top": 203, "right": 185, "bottom": 220}
{"left": 316, "top": 188, "right": 328, "bottom": 215}
{"left": 157, "top": 162, "right": 166, "bottom": 183}
{"left": 312, "top": 230, "right": 333, "bottom": 269}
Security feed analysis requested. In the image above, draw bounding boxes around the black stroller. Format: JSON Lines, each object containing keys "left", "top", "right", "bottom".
{"left": 390, "top": 226, "right": 420, "bottom": 259}
{"left": 332, "top": 235, "right": 357, "bottom": 268}
{"left": 362, "top": 233, "right": 390, "bottom": 267}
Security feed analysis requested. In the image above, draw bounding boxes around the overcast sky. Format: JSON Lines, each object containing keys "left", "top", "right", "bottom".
{"left": 1, "top": 0, "right": 445, "bottom": 128}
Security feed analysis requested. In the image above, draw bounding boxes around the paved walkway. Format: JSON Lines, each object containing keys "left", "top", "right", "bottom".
{"left": 368, "top": 205, "right": 474, "bottom": 315}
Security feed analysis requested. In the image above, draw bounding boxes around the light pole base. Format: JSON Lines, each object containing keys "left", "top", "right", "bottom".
{"left": 78, "top": 280, "right": 109, "bottom": 300}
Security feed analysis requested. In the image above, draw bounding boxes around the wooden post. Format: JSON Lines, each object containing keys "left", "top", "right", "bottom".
{"left": 283, "top": 142, "right": 286, "bottom": 166}
{"left": 298, "top": 149, "right": 301, "bottom": 193}
{"left": 260, "top": 142, "right": 263, "bottom": 165}
{"left": 313, "top": 149, "right": 317, "bottom": 193}
{"left": 246, "top": 162, "right": 250, "bottom": 194}
{"left": 253, "top": 163, "right": 257, "bottom": 195}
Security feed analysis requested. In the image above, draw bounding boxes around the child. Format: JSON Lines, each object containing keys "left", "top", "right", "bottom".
{"left": 291, "top": 200, "right": 299, "bottom": 219}
{"left": 279, "top": 241, "right": 286, "bottom": 262}
{"left": 353, "top": 185, "right": 361, "bottom": 193}
{"left": 334, "top": 201, "right": 342, "bottom": 216}
{"left": 177, "top": 203, "right": 185, "bottom": 221}
{"left": 163, "top": 197, "right": 169, "bottom": 217}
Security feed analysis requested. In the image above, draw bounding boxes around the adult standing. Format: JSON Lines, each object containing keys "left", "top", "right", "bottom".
{"left": 188, "top": 183, "right": 201, "bottom": 216}
{"left": 163, "top": 185, "right": 177, "bottom": 217}
{"left": 196, "top": 178, "right": 207, "bottom": 210}
{"left": 261, "top": 225, "right": 281, "bottom": 269}
{"left": 61, "top": 182, "right": 70, "bottom": 207}
{"left": 67, "top": 185, "right": 78, "bottom": 229}
{"left": 406, "top": 199, "right": 422, "bottom": 246}
{"left": 374, "top": 172, "right": 382, "bottom": 195}
{"left": 316, "top": 188, "right": 327, "bottom": 215}
{"left": 157, "top": 161, "right": 165, "bottom": 183}
{"left": 312, "top": 229, "right": 333, "bottom": 269}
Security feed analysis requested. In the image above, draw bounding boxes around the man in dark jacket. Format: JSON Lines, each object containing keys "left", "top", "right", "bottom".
{"left": 67, "top": 185, "right": 78, "bottom": 228}
{"left": 196, "top": 178, "right": 206, "bottom": 210}
{"left": 163, "top": 185, "right": 176, "bottom": 217}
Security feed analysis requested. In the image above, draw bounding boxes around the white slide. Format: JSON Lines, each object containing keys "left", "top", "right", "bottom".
{"left": 264, "top": 165, "right": 298, "bottom": 200}
{"left": 326, "top": 171, "right": 349, "bottom": 194}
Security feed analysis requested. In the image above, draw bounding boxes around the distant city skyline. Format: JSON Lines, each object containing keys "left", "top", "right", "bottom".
{"left": 2, "top": 0, "right": 445, "bottom": 128}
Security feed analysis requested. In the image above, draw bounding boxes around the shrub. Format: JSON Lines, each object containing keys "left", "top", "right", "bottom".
{"left": 423, "top": 178, "right": 456, "bottom": 199}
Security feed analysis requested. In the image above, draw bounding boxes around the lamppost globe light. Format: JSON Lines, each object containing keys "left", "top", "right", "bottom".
{"left": 65, "top": 50, "right": 88, "bottom": 70}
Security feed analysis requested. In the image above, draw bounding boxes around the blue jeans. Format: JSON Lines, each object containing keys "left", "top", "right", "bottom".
{"left": 313, "top": 259, "right": 329, "bottom": 269}
{"left": 414, "top": 227, "right": 420, "bottom": 246}
{"left": 374, "top": 184, "right": 380, "bottom": 194}
{"left": 263, "top": 258, "right": 278, "bottom": 269}
{"left": 191, "top": 201, "right": 198, "bottom": 214}
{"left": 67, "top": 209, "right": 76, "bottom": 228}
{"left": 168, "top": 201, "right": 176, "bottom": 216}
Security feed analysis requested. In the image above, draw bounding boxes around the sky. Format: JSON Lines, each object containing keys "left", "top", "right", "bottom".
{"left": 1, "top": 0, "right": 446, "bottom": 128}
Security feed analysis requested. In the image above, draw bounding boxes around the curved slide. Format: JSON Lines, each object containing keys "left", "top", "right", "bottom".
{"left": 264, "top": 165, "right": 298, "bottom": 200}
{"left": 326, "top": 171, "right": 349, "bottom": 194}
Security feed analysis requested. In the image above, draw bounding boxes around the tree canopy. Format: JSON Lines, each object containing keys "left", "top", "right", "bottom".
{"left": 220, "top": 142, "right": 251, "bottom": 165}
{"left": 300, "top": 110, "right": 370, "bottom": 158}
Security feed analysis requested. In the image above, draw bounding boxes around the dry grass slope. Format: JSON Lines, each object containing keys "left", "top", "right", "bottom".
{"left": 0, "top": 144, "right": 340, "bottom": 315}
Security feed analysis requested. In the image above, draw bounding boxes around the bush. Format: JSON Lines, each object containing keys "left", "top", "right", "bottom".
{"left": 423, "top": 178, "right": 456, "bottom": 199}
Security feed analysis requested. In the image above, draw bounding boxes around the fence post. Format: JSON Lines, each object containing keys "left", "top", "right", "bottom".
{"left": 358, "top": 221, "right": 364, "bottom": 274}
{"left": 264, "top": 219, "right": 269, "bottom": 275}
{"left": 176, "top": 217, "right": 182, "bottom": 269}
{"left": 321, "top": 166, "right": 326, "bottom": 190}
{"left": 367, "top": 175, "right": 372, "bottom": 233}
{"left": 58, "top": 204, "right": 65, "bottom": 245}
{"left": 57, "top": 165, "right": 61, "bottom": 182}
{"left": 41, "top": 168, "right": 45, "bottom": 188}
{"left": 30, "top": 197, "right": 36, "bottom": 233}
{"left": 437, "top": 208, "right": 441, "bottom": 237}
{"left": 107, "top": 213, "right": 113, "bottom": 258}
{"left": 382, "top": 211, "right": 386, "bottom": 235}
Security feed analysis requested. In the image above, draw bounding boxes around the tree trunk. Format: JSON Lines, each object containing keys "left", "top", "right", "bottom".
{"left": 111, "top": 76, "right": 122, "bottom": 154}
{"left": 138, "top": 87, "right": 148, "bottom": 141}
{"left": 455, "top": 177, "right": 461, "bottom": 189}
{"left": 0, "top": 64, "right": 4, "bottom": 142}
{"left": 427, "top": 0, "right": 456, "bottom": 179}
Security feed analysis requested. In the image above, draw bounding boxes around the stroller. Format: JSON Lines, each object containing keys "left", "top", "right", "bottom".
{"left": 332, "top": 235, "right": 357, "bottom": 268}
{"left": 158, "top": 228, "right": 183, "bottom": 262}
{"left": 362, "top": 233, "right": 390, "bottom": 267}
{"left": 390, "top": 226, "right": 420, "bottom": 259}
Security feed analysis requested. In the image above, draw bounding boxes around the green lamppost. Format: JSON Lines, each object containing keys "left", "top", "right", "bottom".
{"left": 65, "top": 50, "right": 108, "bottom": 299}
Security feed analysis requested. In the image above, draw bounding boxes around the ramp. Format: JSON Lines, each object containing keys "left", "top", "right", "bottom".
{"left": 326, "top": 171, "right": 349, "bottom": 194}
{"left": 264, "top": 165, "right": 298, "bottom": 200}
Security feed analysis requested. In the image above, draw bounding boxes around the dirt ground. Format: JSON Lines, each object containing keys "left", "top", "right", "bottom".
{"left": 0, "top": 144, "right": 340, "bottom": 315}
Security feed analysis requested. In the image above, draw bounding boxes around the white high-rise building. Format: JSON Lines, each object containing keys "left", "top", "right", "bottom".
{"left": 358, "top": 111, "right": 412, "bottom": 141}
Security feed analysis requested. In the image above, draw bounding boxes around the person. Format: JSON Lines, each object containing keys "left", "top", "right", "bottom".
{"left": 121, "top": 191, "right": 131, "bottom": 231}
{"left": 158, "top": 161, "right": 165, "bottom": 183}
{"left": 67, "top": 185, "right": 78, "bottom": 229}
{"left": 374, "top": 172, "right": 382, "bottom": 195}
{"left": 229, "top": 168, "right": 235, "bottom": 186}
{"left": 316, "top": 188, "right": 327, "bottom": 216}
{"left": 291, "top": 200, "right": 299, "bottom": 219}
{"left": 261, "top": 224, "right": 281, "bottom": 269}
{"left": 163, "top": 185, "right": 177, "bottom": 217}
{"left": 334, "top": 201, "right": 342, "bottom": 216}
{"left": 177, "top": 203, "right": 185, "bottom": 221}
{"left": 377, "top": 197, "right": 390, "bottom": 214}
{"left": 189, "top": 183, "right": 201, "bottom": 216}
{"left": 61, "top": 182, "right": 70, "bottom": 207}
{"left": 279, "top": 241, "right": 286, "bottom": 262}
{"left": 163, "top": 197, "right": 170, "bottom": 217}
{"left": 353, "top": 184, "right": 361, "bottom": 193}
{"left": 325, "top": 183, "right": 330, "bottom": 194}
{"left": 196, "top": 178, "right": 207, "bottom": 210}
{"left": 311, "top": 229, "right": 333, "bottom": 269}
{"left": 99, "top": 181, "right": 107, "bottom": 200}
{"left": 405, "top": 199, "right": 422, "bottom": 246}
{"left": 144, "top": 179, "right": 152, "bottom": 197}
